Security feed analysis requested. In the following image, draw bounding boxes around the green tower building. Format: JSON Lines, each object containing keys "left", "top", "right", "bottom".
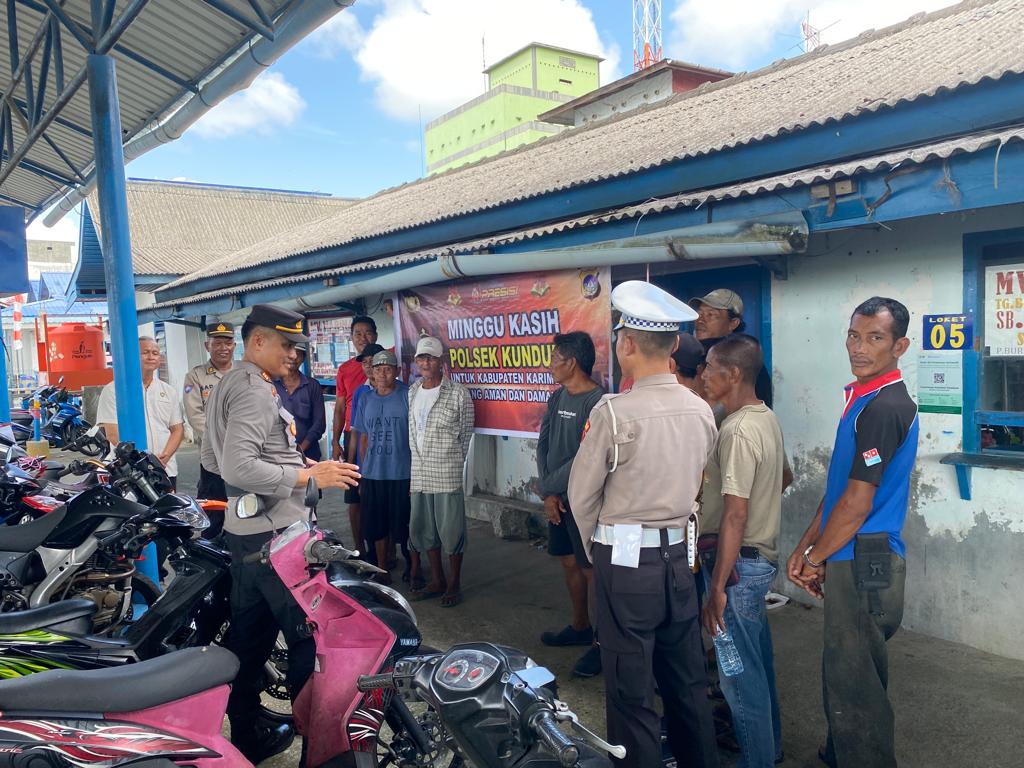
{"left": 424, "top": 43, "right": 601, "bottom": 176}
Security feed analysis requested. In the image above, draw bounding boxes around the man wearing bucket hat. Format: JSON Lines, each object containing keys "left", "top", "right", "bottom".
{"left": 569, "top": 281, "right": 719, "bottom": 768}
{"left": 202, "top": 304, "right": 361, "bottom": 764}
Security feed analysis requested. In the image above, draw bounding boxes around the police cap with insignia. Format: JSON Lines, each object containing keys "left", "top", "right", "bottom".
{"left": 206, "top": 321, "right": 235, "bottom": 338}
{"left": 246, "top": 304, "right": 309, "bottom": 343}
{"left": 612, "top": 280, "right": 697, "bottom": 332}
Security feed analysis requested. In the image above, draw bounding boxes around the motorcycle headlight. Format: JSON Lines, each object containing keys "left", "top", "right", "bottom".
{"left": 170, "top": 499, "right": 210, "bottom": 531}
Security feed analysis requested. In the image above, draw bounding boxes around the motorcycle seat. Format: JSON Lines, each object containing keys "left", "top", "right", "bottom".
{"left": 0, "top": 645, "right": 239, "bottom": 712}
{"left": 0, "top": 599, "right": 96, "bottom": 634}
{"left": 44, "top": 476, "right": 96, "bottom": 493}
{"left": 0, "top": 506, "right": 67, "bottom": 552}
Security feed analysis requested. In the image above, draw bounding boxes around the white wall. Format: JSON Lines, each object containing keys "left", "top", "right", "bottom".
{"left": 472, "top": 204, "right": 1024, "bottom": 660}
{"left": 772, "top": 203, "right": 1024, "bottom": 660}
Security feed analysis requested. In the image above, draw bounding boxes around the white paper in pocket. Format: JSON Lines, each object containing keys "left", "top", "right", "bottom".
{"left": 611, "top": 524, "right": 643, "bottom": 568}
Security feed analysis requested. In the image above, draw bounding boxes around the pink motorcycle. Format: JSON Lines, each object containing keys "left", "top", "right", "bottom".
{"left": 0, "top": 480, "right": 620, "bottom": 768}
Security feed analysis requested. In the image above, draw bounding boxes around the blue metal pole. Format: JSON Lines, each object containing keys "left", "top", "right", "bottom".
{"left": 85, "top": 54, "right": 146, "bottom": 450}
{"left": 86, "top": 54, "right": 159, "bottom": 588}
{"left": 0, "top": 318, "right": 9, "bottom": 422}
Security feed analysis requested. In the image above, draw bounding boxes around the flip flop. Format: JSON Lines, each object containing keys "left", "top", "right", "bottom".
{"left": 411, "top": 589, "right": 444, "bottom": 602}
{"left": 441, "top": 592, "right": 462, "bottom": 608}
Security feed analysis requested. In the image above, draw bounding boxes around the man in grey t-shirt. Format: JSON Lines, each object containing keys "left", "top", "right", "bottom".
{"left": 537, "top": 332, "right": 605, "bottom": 678}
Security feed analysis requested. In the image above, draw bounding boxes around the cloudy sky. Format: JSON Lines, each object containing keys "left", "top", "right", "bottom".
{"left": 29, "top": 0, "right": 956, "bottom": 246}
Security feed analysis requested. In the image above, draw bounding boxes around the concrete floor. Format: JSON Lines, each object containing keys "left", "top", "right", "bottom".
{"left": 168, "top": 445, "right": 1024, "bottom": 768}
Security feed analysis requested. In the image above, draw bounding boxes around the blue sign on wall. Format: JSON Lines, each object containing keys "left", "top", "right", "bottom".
{"left": 0, "top": 205, "right": 29, "bottom": 298}
{"left": 922, "top": 313, "right": 973, "bottom": 351}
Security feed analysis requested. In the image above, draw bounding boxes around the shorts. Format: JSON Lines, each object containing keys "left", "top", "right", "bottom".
{"left": 342, "top": 432, "right": 360, "bottom": 503}
{"left": 360, "top": 478, "right": 411, "bottom": 543}
{"left": 547, "top": 502, "right": 590, "bottom": 569}
{"left": 410, "top": 491, "right": 466, "bottom": 555}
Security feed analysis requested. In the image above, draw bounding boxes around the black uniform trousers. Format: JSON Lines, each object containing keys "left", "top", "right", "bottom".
{"left": 223, "top": 531, "right": 315, "bottom": 732}
{"left": 593, "top": 535, "right": 718, "bottom": 768}
{"left": 197, "top": 465, "right": 227, "bottom": 538}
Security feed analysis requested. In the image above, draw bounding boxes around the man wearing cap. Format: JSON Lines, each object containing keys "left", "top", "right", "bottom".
{"left": 274, "top": 342, "right": 326, "bottom": 461}
{"left": 353, "top": 349, "right": 412, "bottom": 584}
{"left": 671, "top": 332, "right": 707, "bottom": 395}
{"left": 407, "top": 336, "right": 474, "bottom": 607}
{"left": 690, "top": 289, "right": 773, "bottom": 407}
{"left": 184, "top": 321, "right": 235, "bottom": 509}
{"left": 202, "top": 304, "right": 361, "bottom": 764}
{"left": 345, "top": 342, "right": 384, "bottom": 558}
{"left": 568, "top": 281, "right": 719, "bottom": 768}
{"left": 332, "top": 316, "right": 379, "bottom": 557}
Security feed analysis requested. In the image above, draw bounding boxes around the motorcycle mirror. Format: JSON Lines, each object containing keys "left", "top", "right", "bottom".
{"left": 304, "top": 477, "right": 319, "bottom": 520}
{"left": 236, "top": 493, "right": 261, "bottom": 519}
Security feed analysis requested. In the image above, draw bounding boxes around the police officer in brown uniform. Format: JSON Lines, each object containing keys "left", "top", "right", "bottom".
{"left": 202, "top": 304, "right": 360, "bottom": 763}
{"left": 569, "top": 281, "right": 719, "bottom": 768}
{"left": 185, "top": 321, "right": 235, "bottom": 511}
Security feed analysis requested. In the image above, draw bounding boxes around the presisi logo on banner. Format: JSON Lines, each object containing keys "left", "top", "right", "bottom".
{"left": 396, "top": 269, "right": 612, "bottom": 437}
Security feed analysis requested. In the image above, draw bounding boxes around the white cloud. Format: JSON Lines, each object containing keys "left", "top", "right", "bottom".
{"left": 667, "top": 0, "right": 957, "bottom": 71}
{"left": 192, "top": 72, "right": 306, "bottom": 138}
{"left": 307, "top": 10, "right": 366, "bottom": 57}
{"left": 318, "top": 0, "right": 621, "bottom": 122}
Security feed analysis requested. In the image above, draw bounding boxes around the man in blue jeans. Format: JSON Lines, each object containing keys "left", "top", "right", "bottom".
{"left": 699, "top": 334, "right": 791, "bottom": 768}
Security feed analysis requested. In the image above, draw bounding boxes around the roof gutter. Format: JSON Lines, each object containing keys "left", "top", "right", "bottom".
{"left": 42, "top": 0, "right": 354, "bottom": 227}
{"left": 271, "top": 212, "right": 807, "bottom": 312}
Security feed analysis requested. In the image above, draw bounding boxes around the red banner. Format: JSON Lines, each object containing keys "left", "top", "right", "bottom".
{"left": 396, "top": 269, "right": 612, "bottom": 436}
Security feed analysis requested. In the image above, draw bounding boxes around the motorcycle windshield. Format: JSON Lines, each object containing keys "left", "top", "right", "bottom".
{"left": 270, "top": 520, "right": 313, "bottom": 554}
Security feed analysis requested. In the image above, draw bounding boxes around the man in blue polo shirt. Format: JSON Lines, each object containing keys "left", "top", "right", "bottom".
{"left": 787, "top": 296, "right": 918, "bottom": 768}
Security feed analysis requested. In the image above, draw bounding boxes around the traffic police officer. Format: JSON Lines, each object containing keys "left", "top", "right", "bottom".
{"left": 186, "top": 321, "right": 234, "bottom": 525}
{"left": 202, "top": 304, "right": 360, "bottom": 763}
{"left": 569, "top": 281, "right": 719, "bottom": 768}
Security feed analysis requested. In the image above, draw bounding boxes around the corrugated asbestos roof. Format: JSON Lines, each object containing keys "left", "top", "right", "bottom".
{"left": 86, "top": 180, "right": 354, "bottom": 276}
{"left": 148, "top": 125, "right": 1024, "bottom": 311}
{"left": 0, "top": 0, "right": 298, "bottom": 213}
{"left": 165, "top": 0, "right": 1024, "bottom": 293}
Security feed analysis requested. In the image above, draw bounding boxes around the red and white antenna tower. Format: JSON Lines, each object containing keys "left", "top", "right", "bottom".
{"left": 633, "top": 0, "right": 663, "bottom": 71}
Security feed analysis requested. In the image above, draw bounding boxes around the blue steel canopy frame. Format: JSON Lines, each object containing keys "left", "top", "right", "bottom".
{"left": 0, "top": 0, "right": 346, "bottom": 433}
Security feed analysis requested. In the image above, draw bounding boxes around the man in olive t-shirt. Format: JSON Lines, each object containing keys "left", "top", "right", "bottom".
{"left": 699, "top": 334, "right": 788, "bottom": 768}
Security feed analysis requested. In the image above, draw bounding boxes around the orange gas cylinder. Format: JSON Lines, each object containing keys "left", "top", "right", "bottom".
{"left": 47, "top": 323, "right": 112, "bottom": 390}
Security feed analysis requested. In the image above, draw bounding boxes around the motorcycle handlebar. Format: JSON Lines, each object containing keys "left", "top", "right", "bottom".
{"left": 242, "top": 550, "right": 266, "bottom": 565}
{"left": 530, "top": 711, "right": 580, "bottom": 768}
{"left": 309, "top": 540, "right": 356, "bottom": 563}
{"left": 356, "top": 672, "right": 396, "bottom": 692}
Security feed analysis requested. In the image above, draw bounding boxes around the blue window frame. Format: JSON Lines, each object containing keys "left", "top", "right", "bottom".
{"left": 961, "top": 227, "right": 1024, "bottom": 457}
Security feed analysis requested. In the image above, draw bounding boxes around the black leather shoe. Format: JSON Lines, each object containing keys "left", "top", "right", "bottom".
{"left": 231, "top": 721, "right": 295, "bottom": 765}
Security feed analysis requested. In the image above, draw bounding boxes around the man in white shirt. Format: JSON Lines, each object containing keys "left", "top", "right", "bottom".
{"left": 97, "top": 336, "right": 185, "bottom": 489}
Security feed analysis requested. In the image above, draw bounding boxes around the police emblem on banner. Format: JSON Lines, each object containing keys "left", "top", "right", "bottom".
{"left": 580, "top": 270, "right": 601, "bottom": 300}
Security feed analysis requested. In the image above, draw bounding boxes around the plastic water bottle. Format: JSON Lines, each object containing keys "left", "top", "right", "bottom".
{"left": 713, "top": 629, "right": 745, "bottom": 677}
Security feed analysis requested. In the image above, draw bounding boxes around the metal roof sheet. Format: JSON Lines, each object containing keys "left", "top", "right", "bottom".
{"left": 0, "top": 0, "right": 303, "bottom": 213}
{"left": 86, "top": 179, "right": 355, "bottom": 276}
{"left": 149, "top": 125, "right": 1024, "bottom": 311}
{"left": 164, "top": 0, "right": 1024, "bottom": 294}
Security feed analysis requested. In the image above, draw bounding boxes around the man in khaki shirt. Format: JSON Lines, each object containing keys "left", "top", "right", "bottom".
{"left": 699, "top": 334, "right": 789, "bottom": 768}
{"left": 568, "top": 281, "right": 718, "bottom": 768}
{"left": 184, "top": 321, "right": 235, "bottom": 516}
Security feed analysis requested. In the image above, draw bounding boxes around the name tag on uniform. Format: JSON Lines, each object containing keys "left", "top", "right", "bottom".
{"left": 611, "top": 524, "right": 643, "bottom": 569}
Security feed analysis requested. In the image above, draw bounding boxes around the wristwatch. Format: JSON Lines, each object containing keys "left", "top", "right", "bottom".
{"left": 803, "top": 544, "right": 824, "bottom": 569}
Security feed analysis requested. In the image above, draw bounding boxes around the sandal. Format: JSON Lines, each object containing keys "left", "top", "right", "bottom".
{"left": 411, "top": 589, "right": 444, "bottom": 602}
{"left": 440, "top": 591, "right": 462, "bottom": 608}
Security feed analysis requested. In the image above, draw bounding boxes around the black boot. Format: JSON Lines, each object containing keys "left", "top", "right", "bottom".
{"left": 230, "top": 719, "right": 295, "bottom": 765}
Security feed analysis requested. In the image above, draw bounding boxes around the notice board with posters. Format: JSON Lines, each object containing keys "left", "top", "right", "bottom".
{"left": 396, "top": 269, "right": 612, "bottom": 437}
{"left": 985, "top": 263, "right": 1024, "bottom": 357}
{"left": 307, "top": 315, "right": 355, "bottom": 382}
